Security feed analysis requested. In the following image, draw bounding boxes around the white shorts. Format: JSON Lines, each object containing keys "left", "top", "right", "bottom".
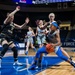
{"left": 37, "top": 36, "right": 46, "bottom": 45}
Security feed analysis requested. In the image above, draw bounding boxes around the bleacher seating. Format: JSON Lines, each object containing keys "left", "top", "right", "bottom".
{"left": 67, "top": 29, "right": 75, "bottom": 42}
{"left": 60, "top": 30, "right": 68, "bottom": 42}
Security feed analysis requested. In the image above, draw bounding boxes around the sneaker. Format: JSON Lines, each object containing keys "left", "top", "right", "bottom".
{"left": 28, "top": 63, "right": 36, "bottom": 70}
{"left": 72, "top": 61, "right": 75, "bottom": 63}
{"left": 13, "top": 61, "right": 23, "bottom": 66}
{"left": 28, "top": 60, "right": 41, "bottom": 70}
{"left": 25, "top": 51, "right": 28, "bottom": 55}
{"left": 71, "top": 61, "right": 75, "bottom": 68}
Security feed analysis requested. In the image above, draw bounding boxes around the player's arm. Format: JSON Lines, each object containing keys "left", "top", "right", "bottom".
{"left": 38, "top": 22, "right": 50, "bottom": 30}
{"left": 4, "top": 6, "right": 20, "bottom": 24}
{"left": 14, "top": 17, "right": 29, "bottom": 29}
{"left": 45, "top": 28, "right": 49, "bottom": 34}
{"left": 55, "top": 32, "right": 61, "bottom": 46}
{"left": 32, "top": 31, "right": 35, "bottom": 36}
{"left": 52, "top": 32, "right": 61, "bottom": 47}
{"left": 36, "top": 27, "right": 38, "bottom": 36}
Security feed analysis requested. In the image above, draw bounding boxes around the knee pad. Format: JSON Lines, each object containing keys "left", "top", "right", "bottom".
{"left": 0, "top": 44, "right": 9, "bottom": 57}
{"left": 3, "top": 44, "right": 9, "bottom": 50}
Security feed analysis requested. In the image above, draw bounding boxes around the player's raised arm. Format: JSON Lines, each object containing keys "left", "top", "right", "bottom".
{"left": 38, "top": 22, "right": 50, "bottom": 30}
{"left": 4, "top": 6, "right": 20, "bottom": 24}
{"left": 14, "top": 17, "right": 29, "bottom": 29}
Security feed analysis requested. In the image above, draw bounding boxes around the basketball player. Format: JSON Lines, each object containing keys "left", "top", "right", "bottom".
{"left": 36, "top": 20, "right": 47, "bottom": 48}
{"left": 25, "top": 27, "right": 36, "bottom": 55}
{"left": 29, "top": 22, "right": 75, "bottom": 69}
{"left": 0, "top": 6, "right": 29, "bottom": 68}
{"left": 48, "top": 13, "right": 71, "bottom": 59}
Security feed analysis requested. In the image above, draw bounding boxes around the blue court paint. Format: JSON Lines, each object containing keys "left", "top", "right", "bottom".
{"left": 0, "top": 56, "right": 63, "bottom": 75}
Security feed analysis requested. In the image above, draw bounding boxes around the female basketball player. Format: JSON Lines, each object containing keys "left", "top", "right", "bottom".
{"left": 36, "top": 20, "right": 47, "bottom": 48}
{"left": 0, "top": 6, "right": 29, "bottom": 67}
{"left": 29, "top": 22, "right": 75, "bottom": 69}
{"left": 48, "top": 13, "right": 71, "bottom": 59}
{"left": 25, "top": 27, "right": 36, "bottom": 55}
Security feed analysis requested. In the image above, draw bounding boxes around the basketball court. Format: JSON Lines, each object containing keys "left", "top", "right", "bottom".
{"left": 0, "top": 47, "right": 75, "bottom": 75}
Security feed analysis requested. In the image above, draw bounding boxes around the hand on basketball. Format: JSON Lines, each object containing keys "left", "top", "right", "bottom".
{"left": 16, "top": 6, "right": 20, "bottom": 11}
{"left": 25, "top": 17, "right": 30, "bottom": 24}
{"left": 46, "top": 44, "right": 54, "bottom": 53}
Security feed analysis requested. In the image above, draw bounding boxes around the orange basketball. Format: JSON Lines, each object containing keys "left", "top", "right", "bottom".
{"left": 46, "top": 44, "right": 54, "bottom": 53}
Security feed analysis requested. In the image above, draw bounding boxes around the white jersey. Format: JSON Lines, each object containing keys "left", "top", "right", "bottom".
{"left": 37, "top": 27, "right": 46, "bottom": 37}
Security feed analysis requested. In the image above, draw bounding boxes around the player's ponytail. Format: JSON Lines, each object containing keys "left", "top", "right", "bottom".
{"left": 57, "top": 20, "right": 61, "bottom": 26}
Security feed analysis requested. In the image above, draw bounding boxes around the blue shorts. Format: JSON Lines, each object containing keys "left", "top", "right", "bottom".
{"left": 35, "top": 46, "right": 48, "bottom": 58}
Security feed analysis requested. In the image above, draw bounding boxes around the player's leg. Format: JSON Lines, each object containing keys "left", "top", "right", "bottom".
{"left": 29, "top": 46, "right": 48, "bottom": 69}
{"left": 25, "top": 40, "right": 30, "bottom": 55}
{"left": 61, "top": 47, "right": 72, "bottom": 60}
{"left": 9, "top": 42, "right": 22, "bottom": 65}
{"left": 37, "top": 36, "right": 42, "bottom": 48}
{"left": 0, "top": 39, "right": 9, "bottom": 68}
{"left": 56, "top": 47, "right": 75, "bottom": 68}
{"left": 30, "top": 38, "right": 36, "bottom": 52}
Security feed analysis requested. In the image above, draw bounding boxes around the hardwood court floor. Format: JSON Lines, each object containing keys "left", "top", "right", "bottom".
{"left": 1, "top": 48, "right": 75, "bottom": 75}
{"left": 36, "top": 58, "right": 75, "bottom": 75}
{"left": 36, "top": 48, "right": 75, "bottom": 75}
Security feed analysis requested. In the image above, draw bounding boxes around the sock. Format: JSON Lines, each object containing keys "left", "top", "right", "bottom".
{"left": 14, "top": 58, "right": 18, "bottom": 62}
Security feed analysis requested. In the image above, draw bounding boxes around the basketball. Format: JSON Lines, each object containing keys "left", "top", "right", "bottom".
{"left": 46, "top": 44, "right": 54, "bottom": 53}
